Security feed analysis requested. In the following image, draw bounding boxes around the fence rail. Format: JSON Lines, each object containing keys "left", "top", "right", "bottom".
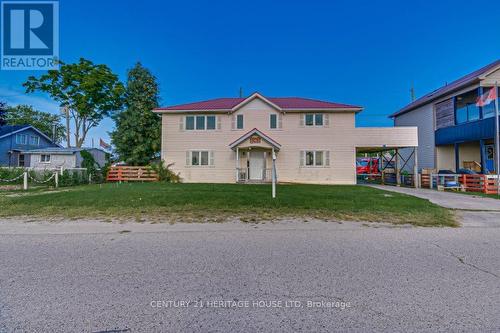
{"left": 106, "top": 166, "right": 159, "bottom": 182}
{"left": 422, "top": 173, "right": 499, "bottom": 194}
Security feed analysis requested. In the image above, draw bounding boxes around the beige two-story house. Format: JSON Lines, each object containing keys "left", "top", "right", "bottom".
{"left": 154, "top": 93, "right": 418, "bottom": 184}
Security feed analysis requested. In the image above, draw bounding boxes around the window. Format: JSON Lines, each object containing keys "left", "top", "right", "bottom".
{"left": 305, "top": 151, "right": 314, "bottom": 166}
{"left": 315, "top": 151, "right": 323, "bottom": 166}
{"left": 481, "top": 87, "right": 498, "bottom": 119}
{"left": 30, "top": 135, "right": 40, "bottom": 145}
{"left": 185, "top": 115, "right": 217, "bottom": 130}
{"left": 15, "top": 134, "right": 27, "bottom": 144}
{"left": 196, "top": 116, "right": 205, "bottom": 130}
{"left": 315, "top": 114, "right": 323, "bottom": 126}
{"left": 302, "top": 150, "right": 329, "bottom": 167}
{"left": 18, "top": 154, "right": 25, "bottom": 167}
{"left": 455, "top": 89, "right": 480, "bottom": 124}
{"left": 305, "top": 114, "right": 314, "bottom": 126}
{"left": 304, "top": 113, "right": 324, "bottom": 126}
{"left": 189, "top": 151, "right": 212, "bottom": 166}
{"left": 207, "top": 116, "right": 216, "bottom": 130}
{"left": 237, "top": 114, "right": 244, "bottom": 129}
{"left": 270, "top": 114, "right": 277, "bottom": 129}
{"left": 40, "top": 154, "right": 51, "bottom": 163}
{"left": 186, "top": 116, "right": 195, "bottom": 130}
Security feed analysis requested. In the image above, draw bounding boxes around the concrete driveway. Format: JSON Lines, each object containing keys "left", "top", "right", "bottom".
{"left": 369, "top": 185, "right": 500, "bottom": 227}
{"left": 1, "top": 219, "right": 499, "bottom": 332}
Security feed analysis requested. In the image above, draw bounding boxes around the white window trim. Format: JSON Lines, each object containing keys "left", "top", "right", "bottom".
{"left": 184, "top": 115, "right": 219, "bottom": 131}
{"left": 30, "top": 135, "right": 40, "bottom": 145}
{"left": 40, "top": 154, "right": 51, "bottom": 163}
{"left": 300, "top": 150, "right": 330, "bottom": 168}
{"left": 186, "top": 150, "right": 215, "bottom": 167}
{"left": 236, "top": 114, "right": 244, "bottom": 130}
{"left": 303, "top": 113, "right": 328, "bottom": 127}
{"left": 16, "top": 133, "right": 27, "bottom": 144}
{"left": 269, "top": 113, "right": 283, "bottom": 130}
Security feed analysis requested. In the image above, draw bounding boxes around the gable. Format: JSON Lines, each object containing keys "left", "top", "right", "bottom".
{"left": 482, "top": 67, "right": 500, "bottom": 86}
{"left": 233, "top": 97, "right": 280, "bottom": 114}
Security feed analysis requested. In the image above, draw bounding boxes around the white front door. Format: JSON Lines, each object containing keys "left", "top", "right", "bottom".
{"left": 249, "top": 151, "right": 265, "bottom": 180}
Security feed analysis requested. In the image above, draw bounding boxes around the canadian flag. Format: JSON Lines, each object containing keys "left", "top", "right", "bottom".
{"left": 476, "top": 87, "right": 497, "bottom": 107}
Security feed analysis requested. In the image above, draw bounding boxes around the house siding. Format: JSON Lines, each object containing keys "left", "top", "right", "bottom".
{"left": 394, "top": 104, "right": 435, "bottom": 170}
{"left": 29, "top": 154, "right": 76, "bottom": 169}
{"left": 0, "top": 127, "right": 59, "bottom": 167}
{"left": 161, "top": 98, "right": 418, "bottom": 184}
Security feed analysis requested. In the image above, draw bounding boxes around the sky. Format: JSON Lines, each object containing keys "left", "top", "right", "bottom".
{"left": 1, "top": 0, "right": 500, "bottom": 147}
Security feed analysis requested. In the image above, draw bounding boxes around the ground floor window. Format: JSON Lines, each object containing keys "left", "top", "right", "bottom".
{"left": 187, "top": 151, "right": 214, "bottom": 166}
{"left": 40, "top": 154, "right": 51, "bottom": 163}
{"left": 301, "top": 150, "right": 329, "bottom": 167}
{"left": 18, "top": 154, "right": 25, "bottom": 167}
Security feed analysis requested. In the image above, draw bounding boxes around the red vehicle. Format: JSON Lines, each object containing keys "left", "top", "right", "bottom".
{"left": 356, "top": 158, "right": 379, "bottom": 175}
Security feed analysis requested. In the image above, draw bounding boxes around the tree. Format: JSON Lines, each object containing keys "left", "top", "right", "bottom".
{"left": 23, "top": 58, "right": 124, "bottom": 147}
{"left": 0, "top": 101, "right": 7, "bottom": 127}
{"left": 111, "top": 62, "right": 161, "bottom": 165}
{"left": 5, "top": 105, "right": 65, "bottom": 143}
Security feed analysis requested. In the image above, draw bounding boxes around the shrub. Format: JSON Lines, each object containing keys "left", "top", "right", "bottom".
{"left": 150, "top": 161, "right": 181, "bottom": 183}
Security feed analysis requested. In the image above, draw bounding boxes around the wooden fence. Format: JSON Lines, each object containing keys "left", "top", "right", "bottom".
{"left": 421, "top": 173, "right": 499, "bottom": 194}
{"left": 106, "top": 166, "right": 159, "bottom": 182}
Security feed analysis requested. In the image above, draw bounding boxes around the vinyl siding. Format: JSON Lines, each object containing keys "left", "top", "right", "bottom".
{"left": 161, "top": 97, "right": 418, "bottom": 184}
{"left": 394, "top": 104, "right": 435, "bottom": 170}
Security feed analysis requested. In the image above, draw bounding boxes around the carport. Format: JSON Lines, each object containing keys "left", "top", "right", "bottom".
{"left": 356, "top": 145, "right": 419, "bottom": 188}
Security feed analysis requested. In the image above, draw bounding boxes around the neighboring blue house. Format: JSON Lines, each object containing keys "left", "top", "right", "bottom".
{"left": 0, "top": 125, "right": 60, "bottom": 167}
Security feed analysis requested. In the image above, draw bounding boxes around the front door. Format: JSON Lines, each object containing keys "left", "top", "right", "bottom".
{"left": 484, "top": 144, "right": 495, "bottom": 173}
{"left": 249, "top": 151, "right": 264, "bottom": 180}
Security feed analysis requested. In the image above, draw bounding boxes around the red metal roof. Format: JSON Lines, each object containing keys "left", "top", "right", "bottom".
{"left": 391, "top": 59, "right": 500, "bottom": 118}
{"left": 154, "top": 95, "right": 361, "bottom": 112}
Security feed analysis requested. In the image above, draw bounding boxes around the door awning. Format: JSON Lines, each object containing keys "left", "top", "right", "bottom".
{"left": 229, "top": 128, "right": 281, "bottom": 151}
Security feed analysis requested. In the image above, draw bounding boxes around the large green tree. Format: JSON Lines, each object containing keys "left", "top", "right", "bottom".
{"left": 111, "top": 62, "right": 161, "bottom": 165}
{"left": 5, "top": 104, "right": 65, "bottom": 143}
{"left": 23, "top": 58, "right": 124, "bottom": 147}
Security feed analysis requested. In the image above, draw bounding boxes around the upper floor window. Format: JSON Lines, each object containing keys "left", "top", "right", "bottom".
{"left": 303, "top": 113, "right": 326, "bottom": 127}
{"left": 455, "top": 90, "right": 480, "bottom": 124}
{"left": 236, "top": 114, "right": 244, "bottom": 129}
{"left": 270, "top": 114, "right": 277, "bottom": 129}
{"left": 185, "top": 115, "right": 217, "bottom": 130}
{"left": 15, "top": 134, "right": 27, "bottom": 144}
{"left": 481, "top": 87, "right": 498, "bottom": 119}
{"left": 30, "top": 135, "right": 40, "bottom": 145}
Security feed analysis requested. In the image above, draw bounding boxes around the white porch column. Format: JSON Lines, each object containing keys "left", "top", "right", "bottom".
{"left": 235, "top": 147, "right": 239, "bottom": 182}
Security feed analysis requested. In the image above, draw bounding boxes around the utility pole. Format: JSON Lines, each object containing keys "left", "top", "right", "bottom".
{"left": 410, "top": 84, "right": 416, "bottom": 102}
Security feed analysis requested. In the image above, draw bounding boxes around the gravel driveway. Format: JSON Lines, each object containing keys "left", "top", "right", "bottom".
{"left": 1, "top": 218, "right": 499, "bottom": 332}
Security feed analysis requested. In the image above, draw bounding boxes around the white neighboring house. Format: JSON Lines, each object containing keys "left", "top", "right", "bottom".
{"left": 21, "top": 147, "right": 107, "bottom": 170}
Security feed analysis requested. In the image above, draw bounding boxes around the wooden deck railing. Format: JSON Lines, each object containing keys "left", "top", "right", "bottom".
{"left": 106, "top": 166, "right": 159, "bottom": 182}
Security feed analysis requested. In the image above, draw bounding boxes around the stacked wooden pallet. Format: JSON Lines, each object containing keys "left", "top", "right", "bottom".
{"left": 106, "top": 166, "right": 159, "bottom": 182}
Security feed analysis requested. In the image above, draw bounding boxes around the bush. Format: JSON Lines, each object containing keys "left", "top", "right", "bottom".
{"left": 0, "top": 168, "right": 25, "bottom": 184}
{"left": 59, "top": 169, "right": 89, "bottom": 187}
{"left": 150, "top": 161, "right": 181, "bottom": 183}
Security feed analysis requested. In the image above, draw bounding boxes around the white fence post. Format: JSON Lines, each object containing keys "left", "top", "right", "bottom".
{"left": 23, "top": 172, "right": 28, "bottom": 190}
{"left": 55, "top": 171, "right": 59, "bottom": 188}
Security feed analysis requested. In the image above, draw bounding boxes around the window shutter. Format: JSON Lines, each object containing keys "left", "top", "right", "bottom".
{"left": 299, "top": 114, "right": 305, "bottom": 127}
{"left": 324, "top": 114, "right": 329, "bottom": 127}
{"left": 231, "top": 115, "right": 236, "bottom": 130}
{"left": 278, "top": 113, "right": 283, "bottom": 128}
{"left": 179, "top": 116, "right": 184, "bottom": 131}
{"left": 325, "top": 151, "right": 330, "bottom": 166}
{"left": 209, "top": 151, "right": 215, "bottom": 166}
{"left": 217, "top": 116, "right": 221, "bottom": 130}
{"left": 186, "top": 151, "right": 191, "bottom": 166}
{"left": 300, "top": 151, "right": 305, "bottom": 166}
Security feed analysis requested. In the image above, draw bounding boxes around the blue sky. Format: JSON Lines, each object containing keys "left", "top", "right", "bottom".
{"left": 1, "top": 0, "right": 500, "bottom": 147}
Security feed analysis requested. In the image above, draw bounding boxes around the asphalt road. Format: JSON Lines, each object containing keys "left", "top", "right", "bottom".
{"left": 1, "top": 219, "right": 499, "bottom": 332}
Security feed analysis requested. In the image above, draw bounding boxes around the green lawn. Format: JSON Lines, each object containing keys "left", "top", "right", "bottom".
{"left": 0, "top": 183, "right": 456, "bottom": 226}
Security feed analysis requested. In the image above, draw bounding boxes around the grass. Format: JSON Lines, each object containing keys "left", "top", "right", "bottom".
{"left": 0, "top": 182, "right": 456, "bottom": 227}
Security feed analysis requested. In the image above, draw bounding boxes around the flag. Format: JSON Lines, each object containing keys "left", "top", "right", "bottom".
{"left": 476, "top": 87, "right": 497, "bottom": 107}
{"left": 100, "top": 138, "right": 111, "bottom": 150}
